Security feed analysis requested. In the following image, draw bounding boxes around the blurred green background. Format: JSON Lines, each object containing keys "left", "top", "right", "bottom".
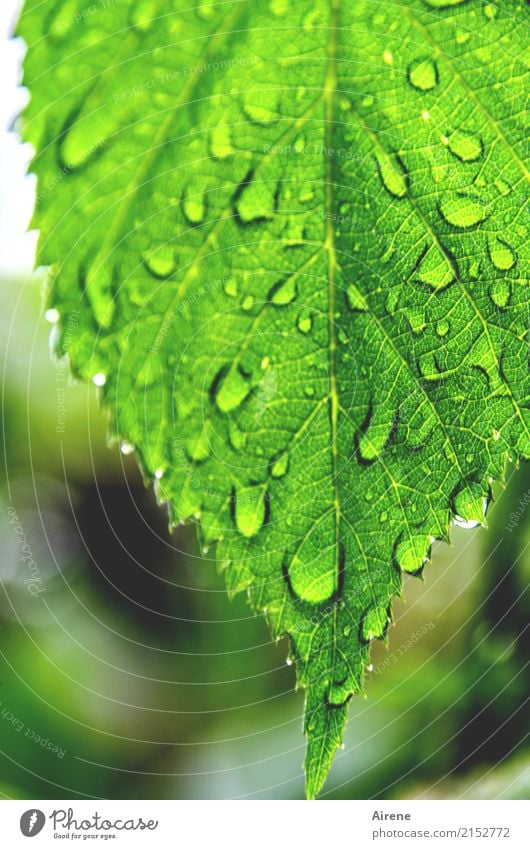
{"left": 0, "top": 272, "right": 529, "bottom": 800}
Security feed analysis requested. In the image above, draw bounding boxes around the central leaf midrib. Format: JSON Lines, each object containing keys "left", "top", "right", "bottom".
{"left": 320, "top": 0, "right": 342, "bottom": 776}
{"left": 324, "top": 0, "right": 341, "bottom": 591}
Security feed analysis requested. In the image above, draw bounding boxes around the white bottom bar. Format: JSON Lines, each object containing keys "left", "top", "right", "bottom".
{"left": 0, "top": 799, "right": 528, "bottom": 848}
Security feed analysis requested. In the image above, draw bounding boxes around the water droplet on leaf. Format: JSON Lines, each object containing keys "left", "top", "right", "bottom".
{"left": 298, "top": 190, "right": 315, "bottom": 208}
{"left": 456, "top": 29, "right": 471, "bottom": 44}
{"left": 268, "top": 275, "right": 297, "bottom": 306}
{"left": 419, "top": 353, "right": 442, "bottom": 381}
{"left": 243, "top": 90, "right": 279, "bottom": 126}
{"left": 288, "top": 547, "right": 337, "bottom": 604}
{"left": 362, "top": 607, "right": 387, "bottom": 642}
{"left": 376, "top": 151, "right": 408, "bottom": 198}
{"left": 297, "top": 314, "right": 312, "bottom": 334}
{"left": 328, "top": 672, "right": 352, "bottom": 706}
{"left": 346, "top": 283, "right": 368, "bottom": 312}
{"left": 490, "top": 280, "right": 511, "bottom": 308}
{"left": 143, "top": 245, "right": 176, "bottom": 279}
{"left": 303, "top": 8, "right": 321, "bottom": 30}
{"left": 447, "top": 130, "right": 483, "bottom": 162}
{"left": 440, "top": 195, "right": 488, "bottom": 228}
{"left": 488, "top": 236, "right": 516, "bottom": 271}
{"left": 196, "top": 2, "right": 215, "bottom": 20}
{"left": 50, "top": 1, "right": 78, "bottom": 39}
{"left": 183, "top": 183, "right": 206, "bottom": 225}
{"left": 224, "top": 278, "right": 238, "bottom": 298}
{"left": 271, "top": 454, "right": 289, "bottom": 478}
{"left": 358, "top": 407, "right": 396, "bottom": 462}
{"left": 453, "top": 482, "right": 487, "bottom": 529}
{"left": 494, "top": 177, "right": 511, "bottom": 197}
{"left": 408, "top": 57, "right": 438, "bottom": 91}
{"left": 424, "top": 0, "right": 468, "bottom": 7}
{"left": 210, "top": 125, "right": 234, "bottom": 159}
{"left": 229, "top": 422, "right": 247, "bottom": 450}
{"left": 404, "top": 305, "right": 426, "bottom": 334}
{"left": 186, "top": 422, "right": 211, "bottom": 463}
{"left": 45, "top": 308, "right": 60, "bottom": 323}
{"left": 236, "top": 176, "right": 275, "bottom": 223}
{"left": 235, "top": 484, "right": 267, "bottom": 538}
{"left": 436, "top": 318, "right": 450, "bottom": 336}
{"left": 130, "top": 0, "right": 155, "bottom": 31}
{"left": 241, "top": 295, "right": 254, "bottom": 311}
{"left": 61, "top": 110, "right": 110, "bottom": 169}
{"left": 270, "top": 0, "right": 287, "bottom": 15}
{"left": 416, "top": 244, "right": 454, "bottom": 291}
{"left": 214, "top": 365, "right": 252, "bottom": 413}
{"left": 385, "top": 289, "right": 399, "bottom": 315}
{"left": 395, "top": 535, "right": 431, "bottom": 573}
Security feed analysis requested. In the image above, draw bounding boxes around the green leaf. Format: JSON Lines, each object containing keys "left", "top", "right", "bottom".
{"left": 18, "top": 0, "right": 529, "bottom": 798}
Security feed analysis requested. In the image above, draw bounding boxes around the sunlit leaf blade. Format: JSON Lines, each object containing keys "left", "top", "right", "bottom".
{"left": 18, "top": 0, "right": 529, "bottom": 797}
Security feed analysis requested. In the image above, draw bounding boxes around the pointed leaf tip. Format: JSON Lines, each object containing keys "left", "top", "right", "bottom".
{"left": 304, "top": 693, "right": 348, "bottom": 799}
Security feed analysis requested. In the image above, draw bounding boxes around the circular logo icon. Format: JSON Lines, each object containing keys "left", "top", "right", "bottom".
{"left": 20, "top": 810, "right": 45, "bottom": 837}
